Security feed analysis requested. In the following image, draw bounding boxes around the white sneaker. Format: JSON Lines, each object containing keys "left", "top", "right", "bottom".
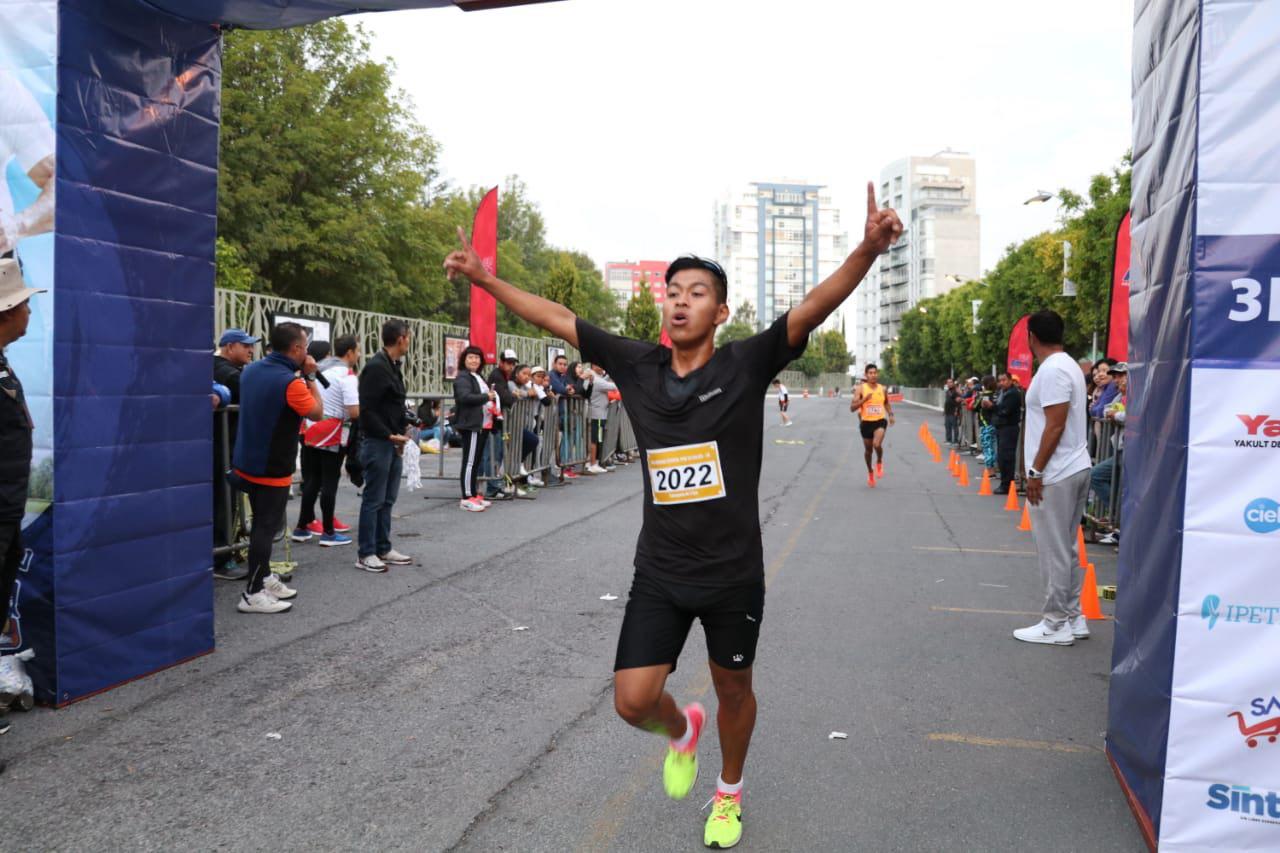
{"left": 527, "top": 475, "right": 545, "bottom": 488}
{"left": 379, "top": 549, "right": 412, "bottom": 565}
{"left": 263, "top": 573, "right": 297, "bottom": 600}
{"left": 460, "top": 497, "right": 485, "bottom": 512}
{"left": 519, "top": 464, "right": 530, "bottom": 477}
{"left": 238, "top": 590, "right": 291, "bottom": 614}
{"left": 476, "top": 496, "right": 493, "bottom": 508}
{"left": 1099, "top": 531, "right": 1119, "bottom": 545}
{"left": 1070, "top": 615, "right": 1091, "bottom": 639}
{"left": 784, "top": 421, "right": 794, "bottom": 427}
{"left": 356, "top": 554, "right": 388, "bottom": 573}
{"left": 1012, "top": 619, "right": 1074, "bottom": 645}
{"left": 586, "top": 464, "right": 608, "bottom": 474}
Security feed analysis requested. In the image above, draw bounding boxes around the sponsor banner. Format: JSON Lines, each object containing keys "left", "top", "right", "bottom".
{"left": 1006, "top": 314, "right": 1032, "bottom": 387}
{"left": 1106, "top": 211, "right": 1131, "bottom": 361}
{"left": 468, "top": 187, "right": 498, "bottom": 365}
{"left": 1196, "top": 0, "right": 1280, "bottom": 238}
{"left": 1193, "top": 235, "right": 1280, "bottom": 362}
{"left": 0, "top": 0, "right": 56, "bottom": 681}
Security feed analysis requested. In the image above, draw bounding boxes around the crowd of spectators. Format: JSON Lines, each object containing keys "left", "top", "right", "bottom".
{"left": 943, "top": 352, "right": 1128, "bottom": 541}
{"left": 212, "top": 321, "right": 633, "bottom": 613}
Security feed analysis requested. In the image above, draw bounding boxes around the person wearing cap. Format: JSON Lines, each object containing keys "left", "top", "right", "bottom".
{"left": 212, "top": 328, "right": 259, "bottom": 581}
{"left": 481, "top": 348, "right": 519, "bottom": 500}
{"left": 0, "top": 258, "right": 46, "bottom": 720}
{"left": 1090, "top": 362, "right": 1127, "bottom": 543}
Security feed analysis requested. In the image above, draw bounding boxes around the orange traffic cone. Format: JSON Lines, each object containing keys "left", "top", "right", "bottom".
{"left": 1017, "top": 501, "right": 1032, "bottom": 531}
{"left": 948, "top": 451, "right": 958, "bottom": 476}
{"left": 1081, "top": 562, "right": 1105, "bottom": 619}
{"left": 1076, "top": 526, "right": 1090, "bottom": 570}
{"left": 1004, "top": 484, "right": 1020, "bottom": 511}
{"left": 958, "top": 463, "right": 970, "bottom": 488}
{"left": 978, "top": 468, "right": 992, "bottom": 496}
{"left": 931, "top": 445, "right": 942, "bottom": 464}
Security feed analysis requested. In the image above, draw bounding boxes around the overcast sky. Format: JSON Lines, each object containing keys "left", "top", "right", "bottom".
{"left": 353, "top": 0, "right": 1133, "bottom": 274}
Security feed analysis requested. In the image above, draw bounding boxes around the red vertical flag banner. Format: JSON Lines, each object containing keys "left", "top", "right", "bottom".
{"left": 469, "top": 187, "right": 499, "bottom": 364}
{"left": 1105, "top": 210, "right": 1132, "bottom": 361}
{"left": 1007, "top": 314, "right": 1033, "bottom": 387}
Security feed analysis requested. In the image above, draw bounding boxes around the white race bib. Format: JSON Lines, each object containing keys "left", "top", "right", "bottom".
{"left": 646, "top": 441, "right": 726, "bottom": 505}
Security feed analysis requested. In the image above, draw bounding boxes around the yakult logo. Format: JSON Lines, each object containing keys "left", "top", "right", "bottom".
{"left": 1244, "top": 498, "right": 1280, "bottom": 534}
{"left": 1237, "top": 414, "right": 1280, "bottom": 449}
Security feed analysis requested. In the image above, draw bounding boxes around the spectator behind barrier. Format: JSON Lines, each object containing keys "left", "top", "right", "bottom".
{"left": 1090, "top": 362, "right": 1128, "bottom": 545}
{"left": 292, "top": 334, "right": 361, "bottom": 546}
{"left": 993, "top": 372, "right": 1023, "bottom": 495}
{"left": 550, "top": 355, "right": 581, "bottom": 480}
{"left": 212, "top": 327, "right": 258, "bottom": 581}
{"left": 454, "top": 345, "right": 497, "bottom": 511}
{"left": 976, "top": 376, "right": 998, "bottom": 473}
{"left": 507, "top": 364, "right": 546, "bottom": 490}
{"left": 586, "top": 363, "right": 617, "bottom": 474}
{"left": 943, "top": 378, "right": 960, "bottom": 446}
{"left": 355, "top": 319, "right": 413, "bottom": 572}
{"left": 482, "top": 349, "right": 518, "bottom": 501}
{"left": 230, "top": 321, "right": 323, "bottom": 614}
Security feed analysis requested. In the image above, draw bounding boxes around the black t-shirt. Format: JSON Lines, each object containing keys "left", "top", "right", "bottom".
{"left": 576, "top": 313, "right": 806, "bottom": 588}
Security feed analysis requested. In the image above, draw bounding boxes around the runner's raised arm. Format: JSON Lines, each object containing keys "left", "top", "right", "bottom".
{"left": 786, "top": 182, "right": 902, "bottom": 348}
{"left": 443, "top": 226, "right": 579, "bottom": 348}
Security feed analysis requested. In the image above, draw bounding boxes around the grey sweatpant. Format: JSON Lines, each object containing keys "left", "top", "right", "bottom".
{"left": 1028, "top": 467, "right": 1091, "bottom": 630}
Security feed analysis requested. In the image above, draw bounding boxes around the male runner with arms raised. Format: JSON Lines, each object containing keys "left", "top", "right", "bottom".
{"left": 850, "top": 364, "right": 894, "bottom": 487}
{"left": 445, "top": 184, "right": 900, "bottom": 849}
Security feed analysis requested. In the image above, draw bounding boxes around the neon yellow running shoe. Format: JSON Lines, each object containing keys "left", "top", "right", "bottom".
{"left": 704, "top": 791, "right": 743, "bottom": 849}
{"left": 662, "top": 702, "right": 705, "bottom": 800}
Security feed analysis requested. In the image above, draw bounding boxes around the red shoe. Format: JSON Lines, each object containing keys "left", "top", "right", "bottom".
{"left": 563, "top": 469, "right": 579, "bottom": 480}
{"left": 332, "top": 516, "right": 351, "bottom": 533}
{"left": 305, "top": 520, "right": 324, "bottom": 535}
{"left": 867, "top": 472, "right": 876, "bottom": 488}
{"left": 876, "top": 462, "right": 884, "bottom": 478}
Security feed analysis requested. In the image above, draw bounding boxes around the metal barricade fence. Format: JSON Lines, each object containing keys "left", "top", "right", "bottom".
{"left": 958, "top": 406, "right": 980, "bottom": 452}
{"left": 559, "top": 397, "right": 589, "bottom": 470}
{"left": 213, "top": 405, "right": 249, "bottom": 561}
{"left": 1084, "top": 416, "right": 1124, "bottom": 535}
{"left": 617, "top": 405, "right": 638, "bottom": 455}
{"left": 599, "top": 401, "right": 641, "bottom": 464}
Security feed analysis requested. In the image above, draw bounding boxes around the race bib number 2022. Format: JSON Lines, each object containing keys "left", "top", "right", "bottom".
{"left": 646, "top": 441, "right": 727, "bottom": 506}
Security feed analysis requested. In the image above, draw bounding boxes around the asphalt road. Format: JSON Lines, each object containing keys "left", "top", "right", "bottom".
{"left": 1, "top": 397, "right": 1145, "bottom": 852}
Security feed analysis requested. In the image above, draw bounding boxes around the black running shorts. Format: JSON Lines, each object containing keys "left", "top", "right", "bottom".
{"left": 859, "top": 418, "right": 888, "bottom": 440}
{"left": 590, "top": 418, "right": 606, "bottom": 445}
{"left": 778, "top": 399, "right": 789, "bottom": 412}
{"left": 614, "top": 572, "right": 765, "bottom": 673}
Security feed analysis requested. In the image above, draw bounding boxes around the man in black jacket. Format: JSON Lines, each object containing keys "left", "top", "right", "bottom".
{"left": 482, "top": 349, "right": 518, "bottom": 500}
{"left": 213, "top": 329, "right": 257, "bottom": 581}
{"left": 993, "top": 371, "right": 1023, "bottom": 494}
{"left": 0, "top": 258, "right": 45, "bottom": 730}
{"left": 355, "top": 320, "right": 412, "bottom": 572}
{"left": 943, "top": 378, "right": 960, "bottom": 446}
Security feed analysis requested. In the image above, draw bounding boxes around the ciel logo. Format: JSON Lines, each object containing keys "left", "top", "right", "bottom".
{"left": 1244, "top": 498, "right": 1280, "bottom": 533}
{"left": 1228, "top": 695, "right": 1280, "bottom": 749}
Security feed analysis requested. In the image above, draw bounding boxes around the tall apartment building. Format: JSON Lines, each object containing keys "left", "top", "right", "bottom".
{"left": 604, "top": 260, "right": 670, "bottom": 310}
{"left": 854, "top": 152, "right": 981, "bottom": 370}
{"left": 715, "top": 181, "right": 849, "bottom": 334}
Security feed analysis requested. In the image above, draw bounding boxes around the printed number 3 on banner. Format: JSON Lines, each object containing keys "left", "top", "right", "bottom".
{"left": 1229, "top": 277, "right": 1280, "bottom": 322}
{"left": 646, "top": 441, "right": 727, "bottom": 506}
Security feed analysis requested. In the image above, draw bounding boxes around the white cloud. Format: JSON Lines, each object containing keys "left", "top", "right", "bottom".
{"left": 353, "top": 0, "right": 1132, "bottom": 273}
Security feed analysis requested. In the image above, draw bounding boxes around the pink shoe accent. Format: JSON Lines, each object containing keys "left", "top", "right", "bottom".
{"left": 673, "top": 702, "right": 706, "bottom": 754}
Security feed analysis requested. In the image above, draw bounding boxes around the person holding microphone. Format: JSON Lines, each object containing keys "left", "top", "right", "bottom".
{"left": 230, "top": 322, "right": 323, "bottom": 614}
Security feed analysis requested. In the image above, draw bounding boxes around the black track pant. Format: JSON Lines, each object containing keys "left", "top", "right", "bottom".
{"left": 458, "top": 429, "right": 488, "bottom": 499}
{"left": 245, "top": 482, "right": 290, "bottom": 595}
{"left": 296, "top": 446, "right": 343, "bottom": 535}
{"left": 997, "top": 424, "right": 1020, "bottom": 491}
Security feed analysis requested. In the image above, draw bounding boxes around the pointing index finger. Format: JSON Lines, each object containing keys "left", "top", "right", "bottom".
{"left": 867, "top": 181, "right": 878, "bottom": 217}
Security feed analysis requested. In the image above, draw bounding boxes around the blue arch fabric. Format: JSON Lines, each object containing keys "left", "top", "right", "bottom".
{"left": 47, "top": 0, "right": 222, "bottom": 703}
{"left": 142, "top": 0, "right": 454, "bottom": 28}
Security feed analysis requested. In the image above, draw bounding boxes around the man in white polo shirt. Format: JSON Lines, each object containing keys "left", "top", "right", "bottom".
{"left": 1014, "top": 309, "right": 1093, "bottom": 646}
{"left": 0, "top": 70, "right": 55, "bottom": 259}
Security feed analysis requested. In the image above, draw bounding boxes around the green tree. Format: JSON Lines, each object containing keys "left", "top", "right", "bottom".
{"left": 542, "top": 253, "right": 582, "bottom": 314}
{"left": 215, "top": 237, "right": 256, "bottom": 292}
{"left": 816, "top": 329, "right": 851, "bottom": 373}
{"left": 624, "top": 285, "right": 661, "bottom": 343}
{"left": 788, "top": 349, "right": 825, "bottom": 378}
{"left": 716, "top": 301, "right": 757, "bottom": 346}
{"left": 218, "top": 20, "right": 447, "bottom": 315}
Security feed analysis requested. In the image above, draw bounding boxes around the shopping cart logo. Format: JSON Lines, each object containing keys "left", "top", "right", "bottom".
{"left": 1229, "top": 695, "right": 1280, "bottom": 749}
{"left": 1244, "top": 497, "right": 1280, "bottom": 533}
{"left": 1200, "top": 594, "right": 1280, "bottom": 630}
